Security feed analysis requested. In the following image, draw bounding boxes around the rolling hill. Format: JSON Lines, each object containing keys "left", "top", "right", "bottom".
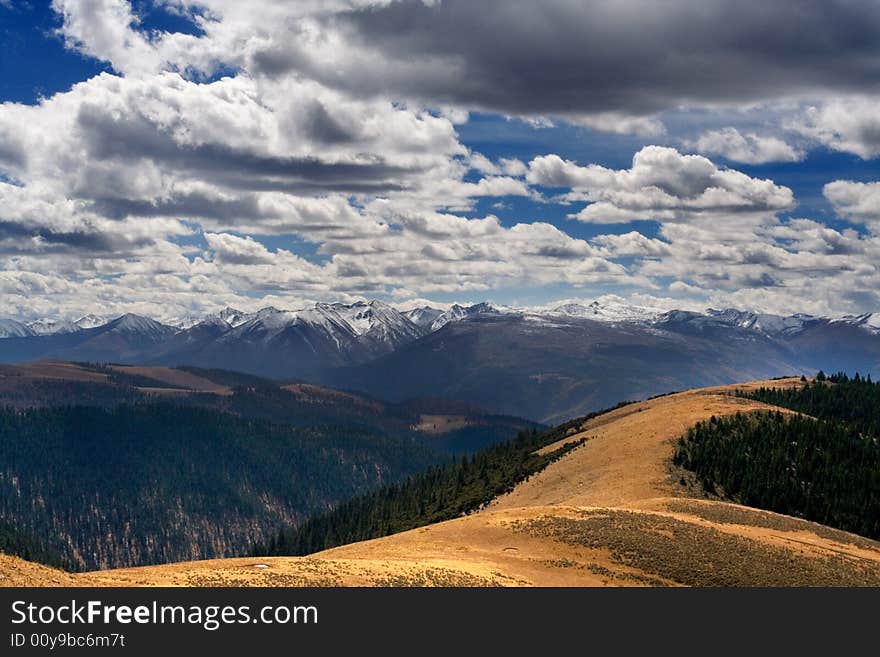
{"left": 3, "top": 376, "right": 878, "bottom": 586}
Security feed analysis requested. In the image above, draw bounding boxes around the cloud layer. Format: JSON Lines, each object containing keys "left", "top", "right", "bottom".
{"left": 0, "top": 0, "right": 878, "bottom": 320}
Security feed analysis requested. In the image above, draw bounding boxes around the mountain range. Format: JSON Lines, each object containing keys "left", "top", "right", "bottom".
{"left": 1, "top": 299, "right": 878, "bottom": 422}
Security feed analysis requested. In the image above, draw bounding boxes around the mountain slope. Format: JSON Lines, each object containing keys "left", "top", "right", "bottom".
{"left": 16, "top": 377, "right": 879, "bottom": 587}
{"left": 327, "top": 313, "right": 805, "bottom": 423}
{"left": 0, "top": 403, "right": 441, "bottom": 570}
{"left": 0, "top": 314, "right": 178, "bottom": 364}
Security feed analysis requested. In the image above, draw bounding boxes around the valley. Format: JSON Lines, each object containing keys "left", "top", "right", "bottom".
{"left": 0, "top": 361, "right": 535, "bottom": 571}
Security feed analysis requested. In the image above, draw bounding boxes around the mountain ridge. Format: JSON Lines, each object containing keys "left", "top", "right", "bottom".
{"left": 0, "top": 300, "right": 878, "bottom": 422}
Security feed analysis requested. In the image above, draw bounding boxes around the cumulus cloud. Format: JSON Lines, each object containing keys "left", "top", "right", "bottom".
{"left": 690, "top": 128, "right": 803, "bottom": 164}
{"left": 235, "top": 0, "right": 880, "bottom": 121}
{"left": 824, "top": 180, "right": 880, "bottom": 231}
{"left": 528, "top": 146, "right": 794, "bottom": 223}
{"left": 49, "top": 1, "right": 880, "bottom": 136}
{"left": 793, "top": 97, "right": 880, "bottom": 159}
{"left": 50, "top": 0, "right": 163, "bottom": 76}
{"left": 593, "top": 232, "right": 671, "bottom": 257}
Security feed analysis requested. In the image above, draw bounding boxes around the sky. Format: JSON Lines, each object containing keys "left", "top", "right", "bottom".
{"left": 0, "top": 0, "right": 879, "bottom": 322}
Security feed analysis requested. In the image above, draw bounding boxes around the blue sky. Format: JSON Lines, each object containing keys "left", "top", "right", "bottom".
{"left": 0, "top": 1, "right": 878, "bottom": 320}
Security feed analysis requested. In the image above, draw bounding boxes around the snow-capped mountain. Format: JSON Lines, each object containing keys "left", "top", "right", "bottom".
{"left": 169, "top": 307, "right": 252, "bottom": 330}
{"left": 404, "top": 306, "right": 444, "bottom": 329}
{"left": 323, "top": 300, "right": 426, "bottom": 346}
{"left": 549, "top": 300, "right": 662, "bottom": 324}
{"left": 0, "top": 300, "right": 878, "bottom": 398}
{"left": 701, "top": 309, "right": 812, "bottom": 337}
{"left": 655, "top": 309, "right": 805, "bottom": 335}
{"left": 830, "top": 312, "right": 880, "bottom": 335}
{"left": 218, "top": 301, "right": 423, "bottom": 353}
{"left": 75, "top": 314, "right": 109, "bottom": 330}
{"left": 430, "top": 302, "right": 501, "bottom": 331}
{"left": 0, "top": 319, "right": 35, "bottom": 339}
{"left": 27, "top": 318, "right": 81, "bottom": 336}
{"left": 102, "top": 314, "right": 177, "bottom": 339}
{"left": 166, "top": 314, "right": 206, "bottom": 330}
{"left": 217, "top": 307, "right": 251, "bottom": 328}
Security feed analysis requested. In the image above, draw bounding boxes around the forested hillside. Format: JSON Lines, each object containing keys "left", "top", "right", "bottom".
{"left": 0, "top": 404, "right": 440, "bottom": 570}
{"left": 741, "top": 372, "right": 880, "bottom": 435}
{"left": 674, "top": 401, "right": 880, "bottom": 540}
{"left": 255, "top": 409, "right": 614, "bottom": 557}
{"left": 0, "top": 519, "right": 68, "bottom": 570}
{"left": 0, "top": 362, "right": 538, "bottom": 453}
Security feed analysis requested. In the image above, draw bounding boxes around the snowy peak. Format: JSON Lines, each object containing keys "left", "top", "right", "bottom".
{"left": 166, "top": 315, "right": 204, "bottom": 330}
{"left": 170, "top": 307, "right": 251, "bottom": 330}
{"left": 105, "top": 314, "right": 177, "bottom": 338}
{"left": 217, "top": 307, "right": 251, "bottom": 328}
{"left": 704, "top": 309, "right": 811, "bottom": 337}
{"left": 324, "top": 300, "right": 423, "bottom": 341}
{"left": 74, "top": 314, "right": 108, "bottom": 330}
{"left": 431, "top": 302, "right": 501, "bottom": 331}
{"left": 830, "top": 312, "right": 880, "bottom": 335}
{"left": 0, "top": 319, "right": 35, "bottom": 338}
{"left": 26, "top": 318, "right": 80, "bottom": 335}
{"left": 230, "top": 307, "right": 295, "bottom": 336}
{"left": 658, "top": 308, "right": 812, "bottom": 337}
{"left": 404, "top": 306, "right": 444, "bottom": 329}
{"left": 192, "top": 316, "right": 232, "bottom": 331}
{"left": 550, "top": 299, "right": 661, "bottom": 323}
{"left": 228, "top": 306, "right": 355, "bottom": 343}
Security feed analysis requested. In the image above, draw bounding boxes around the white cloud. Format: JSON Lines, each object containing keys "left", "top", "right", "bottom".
{"left": 50, "top": 0, "right": 162, "bottom": 76}
{"left": 570, "top": 112, "right": 665, "bottom": 137}
{"left": 793, "top": 97, "right": 880, "bottom": 159}
{"left": 528, "top": 146, "right": 794, "bottom": 224}
{"left": 690, "top": 127, "right": 803, "bottom": 164}
{"left": 593, "top": 231, "right": 671, "bottom": 257}
{"left": 824, "top": 180, "right": 880, "bottom": 232}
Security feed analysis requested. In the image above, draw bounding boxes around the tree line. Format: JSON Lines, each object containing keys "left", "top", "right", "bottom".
{"left": 252, "top": 406, "right": 624, "bottom": 557}
{"left": 741, "top": 371, "right": 879, "bottom": 436}
{"left": 673, "top": 407, "right": 879, "bottom": 540}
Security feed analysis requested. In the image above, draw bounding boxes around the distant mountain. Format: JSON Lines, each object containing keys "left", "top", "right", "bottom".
{"left": 149, "top": 301, "right": 426, "bottom": 377}
{"left": 0, "top": 314, "right": 177, "bottom": 364}
{"left": 0, "top": 319, "right": 35, "bottom": 339}
{"left": 74, "top": 314, "right": 108, "bottom": 330}
{"left": 404, "top": 305, "right": 444, "bottom": 329}
{"left": 430, "top": 302, "right": 500, "bottom": 331}
{"left": 216, "top": 306, "right": 251, "bottom": 328}
{"left": 0, "top": 299, "right": 878, "bottom": 421}
{"left": 27, "top": 318, "right": 80, "bottom": 336}
{"left": 549, "top": 299, "right": 661, "bottom": 323}
{"left": 320, "top": 300, "right": 426, "bottom": 354}
{"left": 169, "top": 307, "right": 252, "bottom": 330}
{"left": 325, "top": 311, "right": 812, "bottom": 423}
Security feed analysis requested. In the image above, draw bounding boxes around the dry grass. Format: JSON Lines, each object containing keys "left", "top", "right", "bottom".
{"left": 516, "top": 509, "right": 880, "bottom": 587}
{"left": 281, "top": 383, "right": 384, "bottom": 411}
{"left": 413, "top": 414, "right": 475, "bottom": 434}
{"left": 108, "top": 365, "right": 231, "bottom": 394}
